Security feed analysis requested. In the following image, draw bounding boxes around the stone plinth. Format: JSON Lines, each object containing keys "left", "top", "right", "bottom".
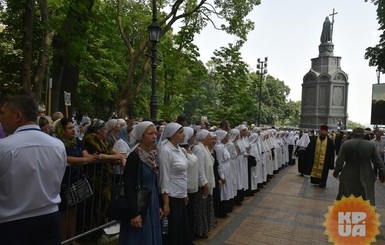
{"left": 299, "top": 42, "right": 349, "bottom": 130}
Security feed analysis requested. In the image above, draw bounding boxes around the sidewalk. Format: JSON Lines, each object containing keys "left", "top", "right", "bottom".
{"left": 196, "top": 164, "right": 385, "bottom": 245}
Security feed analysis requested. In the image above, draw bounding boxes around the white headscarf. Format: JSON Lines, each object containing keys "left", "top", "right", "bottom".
{"left": 248, "top": 132, "right": 261, "bottom": 158}
{"left": 105, "top": 119, "right": 119, "bottom": 134}
{"left": 158, "top": 123, "right": 183, "bottom": 148}
{"left": 181, "top": 126, "right": 194, "bottom": 146}
{"left": 196, "top": 129, "right": 210, "bottom": 142}
{"left": 228, "top": 128, "right": 240, "bottom": 142}
{"left": 237, "top": 124, "right": 247, "bottom": 132}
{"left": 296, "top": 133, "right": 310, "bottom": 148}
{"left": 248, "top": 132, "right": 259, "bottom": 144}
{"left": 215, "top": 129, "right": 228, "bottom": 144}
{"left": 117, "top": 118, "right": 127, "bottom": 126}
{"left": 129, "top": 121, "right": 155, "bottom": 149}
{"left": 287, "top": 131, "right": 296, "bottom": 145}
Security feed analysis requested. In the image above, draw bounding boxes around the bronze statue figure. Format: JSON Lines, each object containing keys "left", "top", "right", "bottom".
{"left": 320, "top": 17, "right": 332, "bottom": 44}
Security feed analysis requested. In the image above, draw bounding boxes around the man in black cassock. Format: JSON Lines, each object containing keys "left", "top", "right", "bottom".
{"left": 305, "top": 125, "right": 335, "bottom": 188}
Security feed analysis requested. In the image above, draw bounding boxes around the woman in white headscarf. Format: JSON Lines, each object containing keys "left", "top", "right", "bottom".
{"left": 213, "top": 129, "right": 233, "bottom": 217}
{"left": 191, "top": 129, "right": 215, "bottom": 239}
{"left": 235, "top": 125, "right": 249, "bottom": 202}
{"left": 105, "top": 118, "right": 121, "bottom": 147}
{"left": 269, "top": 129, "right": 281, "bottom": 172}
{"left": 226, "top": 128, "right": 240, "bottom": 199}
{"left": 248, "top": 132, "right": 262, "bottom": 193}
{"left": 287, "top": 131, "right": 297, "bottom": 165}
{"left": 296, "top": 131, "right": 311, "bottom": 176}
{"left": 260, "top": 130, "right": 273, "bottom": 183}
{"left": 119, "top": 121, "right": 162, "bottom": 245}
{"left": 157, "top": 123, "right": 191, "bottom": 244}
{"left": 256, "top": 131, "right": 267, "bottom": 186}
{"left": 179, "top": 126, "right": 198, "bottom": 242}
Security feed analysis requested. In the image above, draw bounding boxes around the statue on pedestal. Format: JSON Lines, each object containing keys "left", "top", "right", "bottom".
{"left": 320, "top": 17, "right": 332, "bottom": 43}
{"left": 320, "top": 9, "right": 338, "bottom": 44}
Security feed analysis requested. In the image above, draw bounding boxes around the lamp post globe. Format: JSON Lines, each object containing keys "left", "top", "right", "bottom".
{"left": 148, "top": 22, "right": 161, "bottom": 42}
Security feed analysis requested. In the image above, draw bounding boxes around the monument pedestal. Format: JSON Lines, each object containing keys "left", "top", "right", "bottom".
{"left": 299, "top": 42, "right": 349, "bottom": 130}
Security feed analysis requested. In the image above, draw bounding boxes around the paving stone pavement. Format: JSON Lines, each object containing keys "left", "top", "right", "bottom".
{"left": 194, "top": 163, "right": 385, "bottom": 245}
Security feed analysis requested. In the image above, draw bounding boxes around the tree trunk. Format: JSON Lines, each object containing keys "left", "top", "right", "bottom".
{"left": 33, "top": 0, "right": 54, "bottom": 103}
{"left": 58, "top": 65, "right": 80, "bottom": 117}
{"left": 21, "top": 0, "right": 35, "bottom": 95}
{"left": 117, "top": 0, "right": 152, "bottom": 118}
{"left": 50, "top": 0, "right": 94, "bottom": 115}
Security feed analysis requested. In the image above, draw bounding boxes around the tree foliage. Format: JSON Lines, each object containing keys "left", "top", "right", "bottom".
{"left": 208, "top": 41, "right": 251, "bottom": 124}
{"left": 0, "top": 0, "right": 302, "bottom": 127}
{"left": 365, "top": 0, "right": 385, "bottom": 71}
{"left": 347, "top": 120, "right": 366, "bottom": 129}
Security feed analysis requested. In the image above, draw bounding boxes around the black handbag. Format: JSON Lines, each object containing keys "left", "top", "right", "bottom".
{"left": 107, "top": 176, "right": 129, "bottom": 220}
{"left": 135, "top": 164, "right": 152, "bottom": 222}
{"left": 63, "top": 176, "right": 93, "bottom": 206}
{"left": 107, "top": 163, "right": 152, "bottom": 221}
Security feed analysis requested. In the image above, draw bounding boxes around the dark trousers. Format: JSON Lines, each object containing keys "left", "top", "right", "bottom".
{"left": 0, "top": 211, "right": 61, "bottom": 245}
{"left": 375, "top": 154, "right": 385, "bottom": 178}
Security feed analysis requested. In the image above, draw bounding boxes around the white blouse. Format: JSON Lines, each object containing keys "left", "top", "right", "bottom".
{"left": 214, "top": 143, "right": 231, "bottom": 179}
{"left": 185, "top": 149, "right": 199, "bottom": 193}
{"left": 157, "top": 140, "right": 188, "bottom": 198}
{"left": 192, "top": 142, "right": 215, "bottom": 194}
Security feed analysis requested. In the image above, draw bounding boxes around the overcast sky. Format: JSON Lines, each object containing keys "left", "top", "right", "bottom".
{"left": 192, "top": 0, "right": 380, "bottom": 126}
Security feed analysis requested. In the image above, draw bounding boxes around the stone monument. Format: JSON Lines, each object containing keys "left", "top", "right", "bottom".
{"left": 300, "top": 9, "right": 349, "bottom": 130}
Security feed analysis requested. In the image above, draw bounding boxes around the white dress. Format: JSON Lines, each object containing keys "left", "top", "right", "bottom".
{"left": 248, "top": 139, "right": 261, "bottom": 190}
{"left": 235, "top": 138, "right": 248, "bottom": 190}
{"left": 257, "top": 137, "right": 267, "bottom": 182}
{"left": 214, "top": 143, "right": 233, "bottom": 201}
{"left": 225, "top": 141, "right": 238, "bottom": 198}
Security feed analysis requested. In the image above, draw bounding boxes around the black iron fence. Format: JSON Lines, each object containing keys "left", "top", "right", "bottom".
{"left": 61, "top": 160, "right": 122, "bottom": 244}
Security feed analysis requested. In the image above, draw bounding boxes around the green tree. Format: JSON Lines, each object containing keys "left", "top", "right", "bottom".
{"left": 50, "top": 0, "right": 94, "bottom": 115}
{"left": 280, "top": 100, "right": 301, "bottom": 127}
{"left": 364, "top": 0, "right": 384, "bottom": 71}
{"left": 347, "top": 120, "right": 366, "bottom": 129}
{"left": 159, "top": 32, "right": 208, "bottom": 121}
{"left": 75, "top": 0, "right": 128, "bottom": 119}
{"left": 207, "top": 41, "right": 252, "bottom": 125}
{"left": 116, "top": 0, "right": 262, "bottom": 117}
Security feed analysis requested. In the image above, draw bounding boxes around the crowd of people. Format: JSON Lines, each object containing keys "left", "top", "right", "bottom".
{"left": 2, "top": 95, "right": 385, "bottom": 245}
{"left": 295, "top": 125, "right": 385, "bottom": 206}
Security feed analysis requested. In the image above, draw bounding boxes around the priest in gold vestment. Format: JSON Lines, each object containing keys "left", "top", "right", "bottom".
{"left": 305, "top": 125, "right": 335, "bottom": 188}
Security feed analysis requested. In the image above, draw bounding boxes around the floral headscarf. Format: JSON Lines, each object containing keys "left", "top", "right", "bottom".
{"left": 55, "top": 118, "right": 76, "bottom": 148}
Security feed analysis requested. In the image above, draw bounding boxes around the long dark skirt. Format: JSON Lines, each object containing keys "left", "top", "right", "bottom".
{"left": 193, "top": 188, "right": 215, "bottom": 237}
{"left": 297, "top": 150, "right": 310, "bottom": 175}
{"left": 288, "top": 145, "right": 295, "bottom": 165}
{"left": 187, "top": 192, "right": 198, "bottom": 241}
{"left": 167, "top": 197, "right": 191, "bottom": 245}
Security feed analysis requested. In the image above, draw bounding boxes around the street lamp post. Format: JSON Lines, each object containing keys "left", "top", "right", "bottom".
{"left": 377, "top": 69, "right": 381, "bottom": 84}
{"left": 148, "top": 0, "right": 161, "bottom": 122}
{"left": 256, "top": 57, "right": 268, "bottom": 127}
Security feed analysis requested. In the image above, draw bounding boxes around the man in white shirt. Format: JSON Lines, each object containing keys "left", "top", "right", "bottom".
{"left": 0, "top": 95, "right": 67, "bottom": 245}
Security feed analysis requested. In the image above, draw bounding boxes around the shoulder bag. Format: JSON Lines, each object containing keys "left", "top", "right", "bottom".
{"left": 107, "top": 163, "right": 152, "bottom": 221}
{"left": 135, "top": 163, "right": 152, "bottom": 222}
{"left": 63, "top": 175, "right": 93, "bottom": 206}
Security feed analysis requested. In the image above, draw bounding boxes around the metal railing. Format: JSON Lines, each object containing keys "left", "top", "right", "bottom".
{"left": 61, "top": 161, "right": 122, "bottom": 244}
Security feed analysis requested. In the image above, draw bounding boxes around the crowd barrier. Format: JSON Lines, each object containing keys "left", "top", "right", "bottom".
{"left": 61, "top": 160, "right": 122, "bottom": 244}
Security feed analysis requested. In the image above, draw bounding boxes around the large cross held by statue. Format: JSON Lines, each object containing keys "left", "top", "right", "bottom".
{"left": 329, "top": 8, "right": 338, "bottom": 43}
